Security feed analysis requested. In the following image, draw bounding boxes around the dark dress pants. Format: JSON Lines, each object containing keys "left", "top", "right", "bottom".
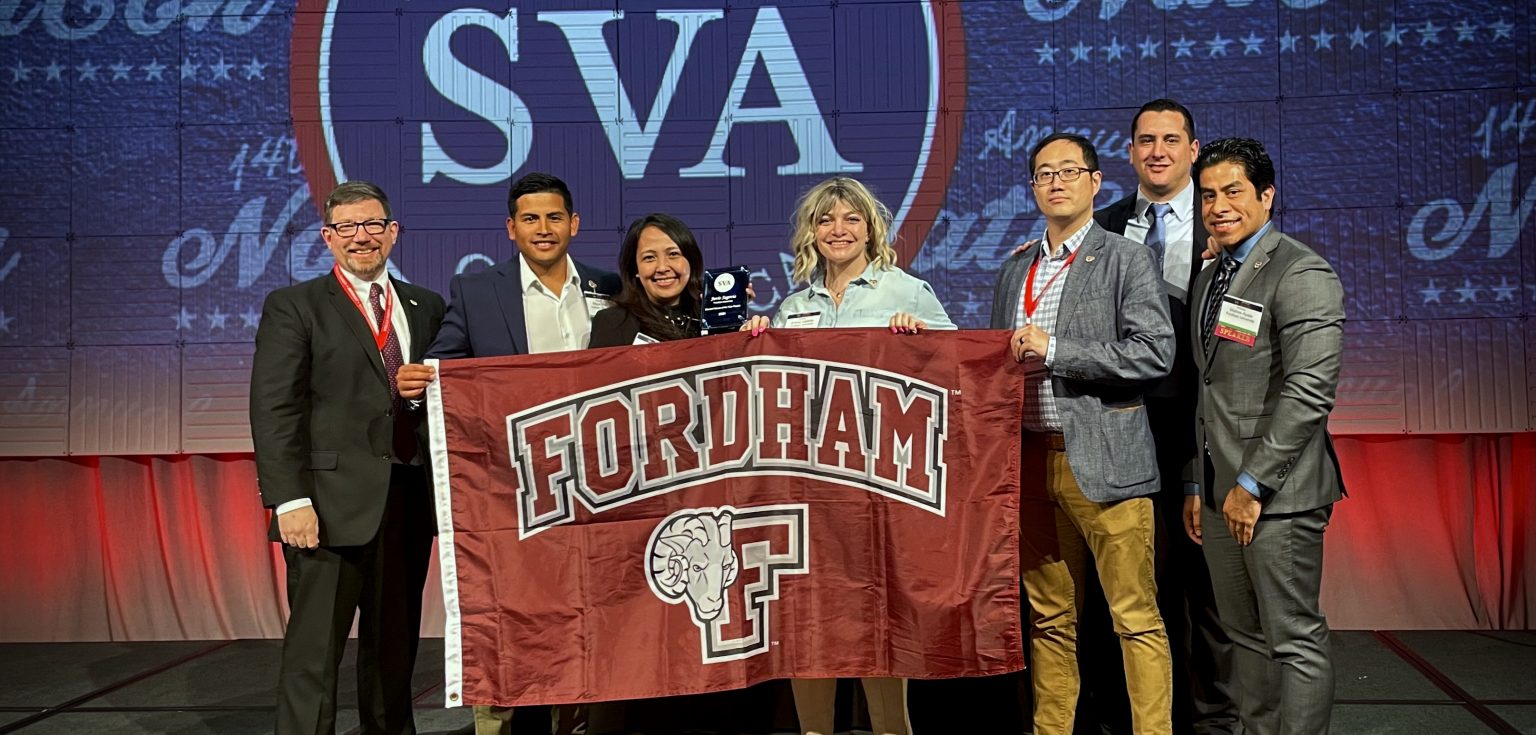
{"left": 275, "top": 467, "right": 435, "bottom": 735}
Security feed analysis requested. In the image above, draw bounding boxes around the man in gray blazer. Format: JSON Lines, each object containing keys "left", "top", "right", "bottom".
{"left": 990, "top": 132, "right": 1175, "bottom": 735}
{"left": 1184, "top": 138, "right": 1345, "bottom": 735}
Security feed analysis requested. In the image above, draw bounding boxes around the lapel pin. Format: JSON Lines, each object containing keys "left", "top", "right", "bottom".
{"left": 1085, "top": 255, "right": 1096, "bottom": 262}
{"left": 587, "top": 279, "right": 596, "bottom": 290}
{"left": 409, "top": 298, "right": 419, "bottom": 306}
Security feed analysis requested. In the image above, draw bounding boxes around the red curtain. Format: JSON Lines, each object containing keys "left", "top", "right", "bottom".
{"left": 1, "top": 434, "right": 1530, "bottom": 641}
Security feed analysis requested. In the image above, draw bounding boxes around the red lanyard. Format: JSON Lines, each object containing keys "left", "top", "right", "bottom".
{"left": 1023, "top": 246, "right": 1078, "bottom": 320}
{"left": 333, "top": 265, "right": 393, "bottom": 351}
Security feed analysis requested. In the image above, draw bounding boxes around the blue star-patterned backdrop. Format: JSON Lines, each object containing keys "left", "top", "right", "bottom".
{"left": 0, "top": 0, "right": 1531, "bottom": 455}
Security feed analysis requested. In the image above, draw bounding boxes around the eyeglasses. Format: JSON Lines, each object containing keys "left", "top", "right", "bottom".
{"left": 1031, "top": 167, "right": 1096, "bottom": 186}
{"left": 325, "top": 219, "right": 392, "bottom": 237}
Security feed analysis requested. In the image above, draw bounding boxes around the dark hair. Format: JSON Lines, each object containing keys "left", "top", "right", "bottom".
{"left": 325, "top": 180, "right": 391, "bottom": 223}
{"left": 1029, "top": 132, "right": 1099, "bottom": 173}
{"left": 612, "top": 213, "right": 705, "bottom": 341}
{"left": 507, "top": 172, "right": 574, "bottom": 217}
{"left": 1131, "top": 98, "right": 1196, "bottom": 140}
{"left": 1194, "top": 137, "right": 1275, "bottom": 195}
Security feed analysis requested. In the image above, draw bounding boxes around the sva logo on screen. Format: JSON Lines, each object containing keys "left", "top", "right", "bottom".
{"left": 292, "top": 1, "right": 962, "bottom": 243}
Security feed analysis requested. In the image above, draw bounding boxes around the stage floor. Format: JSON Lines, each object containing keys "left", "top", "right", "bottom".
{"left": 1, "top": 631, "right": 1532, "bottom": 734}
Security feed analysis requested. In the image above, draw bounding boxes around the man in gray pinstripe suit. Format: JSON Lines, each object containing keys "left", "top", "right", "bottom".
{"left": 1184, "top": 137, "right": 1346, "bottom": 735}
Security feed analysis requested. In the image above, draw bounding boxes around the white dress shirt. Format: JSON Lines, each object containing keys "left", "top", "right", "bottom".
{"left": 1121, "top": 179, "right": 1196, "bottom": 302}
{"left": 520, "top": 253, "right": 591, "bottom": 354}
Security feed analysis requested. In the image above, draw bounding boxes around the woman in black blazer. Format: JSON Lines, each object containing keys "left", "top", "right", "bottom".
{"left": 590, "top": 217, "right": 788, "bottom": 733}
{"left": 589, "top": 213, "right": 704, "bottom": 348}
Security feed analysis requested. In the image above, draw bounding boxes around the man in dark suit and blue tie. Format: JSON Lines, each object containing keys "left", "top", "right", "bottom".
{"left": 1185, "top": 138, "right": 1346, "bottom": 735}
{"left": 251, "top": 181, "right": 446, "bottom": 735}
{"left": 1086, "top": 99, "right": 1239, "bottom": 735}
{"left": 396, "top": 171, "right": 620, "bottom": 735}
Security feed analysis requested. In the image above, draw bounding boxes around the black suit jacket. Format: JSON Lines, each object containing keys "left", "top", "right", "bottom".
{"left": 1094, "top": 191, "right": 1206, "bottom": 471}
{"left": 250, "top": 272, "right": 446, "bottom": 547}
{"left": 589, "top": 306, "right": 645, "bottom": 348}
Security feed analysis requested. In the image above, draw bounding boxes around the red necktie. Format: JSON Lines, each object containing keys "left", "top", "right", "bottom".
{"left": 370, "top": 283, "right": 416, "bottom": 463}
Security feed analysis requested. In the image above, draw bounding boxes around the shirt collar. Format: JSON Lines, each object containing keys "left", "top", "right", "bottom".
{"left": 337, "top": 266, "right": 391, "bottom": 303}
{"left": 809, "top": 261, "right": 885, "bottom": 295}
{"left": 518, "top": 253, "right": 580, "bottom": 295}
{"left": 1041, "top": 219, "right": 1093, "bottom": 260}
{"left": 1226, "top": 221, "right": 1272, "bottom": 265}
{"left": 1135, "top": 178, "right": 1194, "bottom": 223}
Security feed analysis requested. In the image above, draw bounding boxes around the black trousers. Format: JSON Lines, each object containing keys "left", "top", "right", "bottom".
{"left": 275, "top": 467, "right": 435, "bottom": 735}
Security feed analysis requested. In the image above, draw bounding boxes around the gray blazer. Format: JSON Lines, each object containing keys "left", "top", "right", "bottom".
{"left": 1187, "top": 227, "right": 1346, "bottom": 514}
{"left": 990, "top": 222, "right": 1175, "bottom": 502}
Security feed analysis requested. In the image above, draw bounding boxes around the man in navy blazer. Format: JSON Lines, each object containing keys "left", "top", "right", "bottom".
{"left": 396, "top": 171, "right": 619, "bottom": 735}
{"left": 421, "top": 172, "right": 621, "bottom": 361}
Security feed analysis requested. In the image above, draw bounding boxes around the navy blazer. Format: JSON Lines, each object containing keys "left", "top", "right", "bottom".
{"left": 426, "top": 258, "right": 621, "bottom": 359}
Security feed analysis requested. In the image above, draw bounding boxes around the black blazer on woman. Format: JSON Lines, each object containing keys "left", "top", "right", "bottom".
{"left": 588, "top": 304, "right": 698, "bottom": 347}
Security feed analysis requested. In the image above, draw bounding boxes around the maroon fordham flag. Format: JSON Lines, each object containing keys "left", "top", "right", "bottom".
{"left": 425, "top": 329, "right": 1025, "bottom": 707}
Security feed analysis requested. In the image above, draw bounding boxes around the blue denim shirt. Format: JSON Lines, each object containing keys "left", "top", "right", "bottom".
{"left": 770, "top": 263, "right": 956, "bottom": 329}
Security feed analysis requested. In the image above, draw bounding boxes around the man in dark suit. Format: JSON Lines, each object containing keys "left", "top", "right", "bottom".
{"left": 251, "top": 180, "right": 445, "bottom": 735}
{"left": 413, "top": 172, "right": 621, "bottom": 362}
{"left": 990, "top": 132, "right": 1175, "bottom": 735}
{"left": 1083, "top": 99, "right": 1238, "bottom": 734}
{"left": 1185, "top": 138, "right": 1345, "bottom": 735}
{"left": 396, "top": 171, "right": 619, "bottom": 735}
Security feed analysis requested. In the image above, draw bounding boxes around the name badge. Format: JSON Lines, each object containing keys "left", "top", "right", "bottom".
{"left": 584, "top": 294, "right": 613, "bottom": 319}
{"left": 1214, "top": 295, "right": 1263, "bottom": 347}
{"left": 783, "top": 311, "right": 822, "bottom": 329}
{"left": 632, "top": 332, "right": 660, "bottom": 345}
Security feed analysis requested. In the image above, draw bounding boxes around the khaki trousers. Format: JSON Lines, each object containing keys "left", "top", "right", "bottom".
{"left": 1019, "top": 434, "right": 1172, "bottom": 735}
{"left": 472, "top": 704, "right": 583, "bottom": 735}
{"left": 790, "top": 677, "right": 909, "bottom": 735}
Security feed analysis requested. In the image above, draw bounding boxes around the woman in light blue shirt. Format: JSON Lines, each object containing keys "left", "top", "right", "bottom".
{"left": 745, "top": 176, "right": 953, "bottom": 336}
{"left": 745, "top": 176, "right": 953, "bottom": 735}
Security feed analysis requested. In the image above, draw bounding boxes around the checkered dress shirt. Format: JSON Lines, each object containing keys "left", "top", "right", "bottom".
{"left": 1017, "top": 221, "right": 1092, "bottom": 432}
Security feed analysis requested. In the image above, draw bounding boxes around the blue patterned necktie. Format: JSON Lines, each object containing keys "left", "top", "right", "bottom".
{"left": 1144, "top": 202, "right": 1172, "bottom": 276}
{"left": 1201, "top": 256, "right": 1241, "bottom": 350}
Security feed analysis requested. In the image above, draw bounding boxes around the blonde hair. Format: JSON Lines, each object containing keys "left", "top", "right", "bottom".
{"left": 788, "top": 177, "right": 898, "bottom": 285}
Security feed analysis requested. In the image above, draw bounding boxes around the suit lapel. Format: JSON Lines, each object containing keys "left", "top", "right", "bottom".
{"left": 573, "top": 262, "right": 599, "bottom": 297}
{"left": 1007, "top": 249, "right": 1031, "bottom": 325}
{"left": 491, "top": 260, "right": 529, "bottom": 355}
{"left": 1054, "top": 225, "right": 1102, "bottom": 331}
{"left": 1192, "top": 254, "right": 1223, "bottom": 369}
{"left": 393, "top": 279, "right": 429, "bottom": 362}
{"left": 1224, "top": 228, "right": 1279, "bottom": 303}
{"left": 1186, "top": 206, "right": 1208, "bottom": 297}
{"left": 326, "top": 275, "right": 388, "bottom": 384}
{"left": 1198, "top": 227, "right": 1280, "bottom": 364}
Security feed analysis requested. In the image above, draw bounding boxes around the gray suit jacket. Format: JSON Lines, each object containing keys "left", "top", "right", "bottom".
{"left": 1188, "top": 227, "right": 1346, "bottom": 514}
{"left": 990, "top": 222, "right": 1175, "bottom": 502}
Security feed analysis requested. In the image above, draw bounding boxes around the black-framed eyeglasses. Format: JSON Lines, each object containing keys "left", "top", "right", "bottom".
{"left": 325, "top": 219, "right": 392, "bottom": 237}
{"left": 1031, "top": 167, "right": 1096, "bottom": 186}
